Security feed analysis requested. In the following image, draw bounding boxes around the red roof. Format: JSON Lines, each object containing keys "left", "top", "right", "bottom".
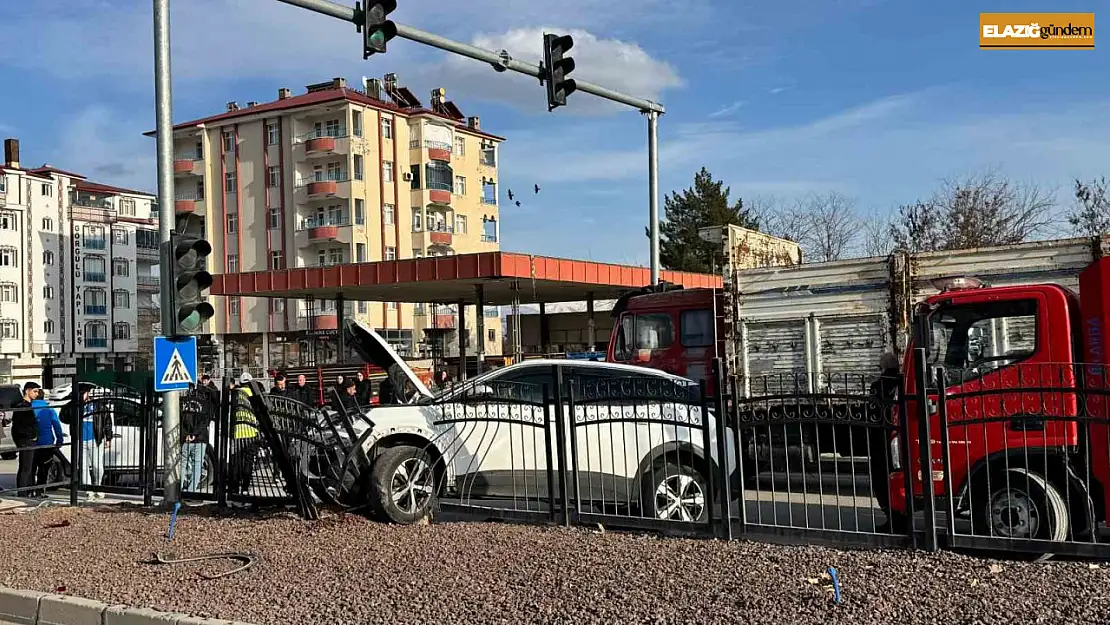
{"left": 75, "top": 180, "right": 154, "bottom": 197}
{"left": 212, "top": 252, "right": 722, "bottom": 305}
{"left": 29, "top": 166, "right": 87, "bottom": 180}
{"left": 148, "top": 87, "right": 505, "bottom": 142}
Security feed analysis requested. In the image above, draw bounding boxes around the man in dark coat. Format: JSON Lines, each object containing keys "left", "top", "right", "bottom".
{"left": 11, "top": 383, "right": 44, "bottom": 496}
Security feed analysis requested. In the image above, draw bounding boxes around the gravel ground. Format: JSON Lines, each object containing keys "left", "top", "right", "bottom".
{"left": 1, "top": 503, "right": 1109, "bottom": 625}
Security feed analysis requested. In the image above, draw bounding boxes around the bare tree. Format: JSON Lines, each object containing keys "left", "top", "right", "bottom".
{"left": 859, "top": 211, "right": 897, "bottom": 257}
{"left": 1068, "top": 177, "right": 1110, "bottom": 236}
{"left": 892, "top": 170, "right": 1055, "bottom": 252}
{"left": 788, "top": 192, "right": 859, "bottom": 262}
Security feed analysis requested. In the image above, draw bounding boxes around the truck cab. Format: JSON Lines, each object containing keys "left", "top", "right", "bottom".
{"left": 892, "top": 259, "right": 1110, "bottom": 542}
{"left": 605, "top": 287, "right": 726, "bottom": 392}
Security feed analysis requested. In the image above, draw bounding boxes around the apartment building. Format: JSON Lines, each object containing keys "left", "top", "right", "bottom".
{"left": 160, "top": 75, "right": 503, "bottom": 373}
{"left": 0, "top": 138, "right": 159, "bottom": 385}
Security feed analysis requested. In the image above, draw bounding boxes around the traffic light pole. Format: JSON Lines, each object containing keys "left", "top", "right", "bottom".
{"left": 153, "top": 0, "right": 181, "bottom": 506}
{"left": 274, "top": 0, "right": 666, "bottom": 283}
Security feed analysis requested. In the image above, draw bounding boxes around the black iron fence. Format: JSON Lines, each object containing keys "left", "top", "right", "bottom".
{"left": 12, "top": 356, "right": 1110, "bottom": 561}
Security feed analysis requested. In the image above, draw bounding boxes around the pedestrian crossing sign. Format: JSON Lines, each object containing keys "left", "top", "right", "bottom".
{"left": 154, "top": 336, "right": 198, "bottom": 392}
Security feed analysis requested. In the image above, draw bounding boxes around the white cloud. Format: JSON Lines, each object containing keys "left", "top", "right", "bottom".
{"left": 709, "top": 101, "right": 746, "bottom": 118}
{"left": 418, "top": 27, "right": 682, "bottom": 115}
{"left": 49, "top": 108, "right": 155, "bottom": 193}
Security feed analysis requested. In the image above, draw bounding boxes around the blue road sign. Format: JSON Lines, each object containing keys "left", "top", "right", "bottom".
{"left": 154, "top": 336, "right": 198, "bottom": 392}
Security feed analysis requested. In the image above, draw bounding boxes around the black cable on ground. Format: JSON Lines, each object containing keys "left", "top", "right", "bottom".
{"left": 151, "top": 551, "right": 256, "bottom": 580}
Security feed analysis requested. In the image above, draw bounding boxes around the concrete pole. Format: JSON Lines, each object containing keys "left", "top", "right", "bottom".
{"left": 475, "top": 285, "right": 485, "bottom": 376}
{"left": 153, "top": 0, "right": 180, "bottom": 506}
{"left": 647, "top": 110, "right": 660, "bottom": 286}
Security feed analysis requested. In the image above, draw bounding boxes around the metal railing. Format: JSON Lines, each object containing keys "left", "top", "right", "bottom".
{"left": 85, "top": 239, "right": 107, "bottom": 250}
{"left": 481, "top": 233, "right": 498, "bottom": 242}
{"left": 300, "top": 216, "right": 350, "bottom": 229}
{"left": 298, "top": 127, "right": 348, "bottom": 142}
{"left": 409, "top": 139, "right": 452, "bottom": 152}
{"left": 84, "top": 272, "right": 107, "bottom": 283}
{"left": 297, "top": 172, "right": 350, "bottom": 186}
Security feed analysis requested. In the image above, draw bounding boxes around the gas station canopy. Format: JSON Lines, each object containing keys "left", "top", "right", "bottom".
{"left": 211, "top": 252, "right": 722, "bottom": 305}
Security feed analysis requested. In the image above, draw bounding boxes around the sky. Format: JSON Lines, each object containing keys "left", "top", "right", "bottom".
{"left": 0, "top": 0, "right": 1106, "bottom": 266}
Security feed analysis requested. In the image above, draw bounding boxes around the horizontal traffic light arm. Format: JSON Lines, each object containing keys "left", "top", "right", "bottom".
{"left": 272, "top": 0, "right": 665, "bottom": 114}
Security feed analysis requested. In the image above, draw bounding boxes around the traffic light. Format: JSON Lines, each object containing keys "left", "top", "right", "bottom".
{"left": 166, "top": 214, "right": 214, "bottom": 336}
{"left": 359, "top": 0, "right": 398, "bottom": 58}
{"left": 543, "top": 33, "right": 576, "bottom": 111}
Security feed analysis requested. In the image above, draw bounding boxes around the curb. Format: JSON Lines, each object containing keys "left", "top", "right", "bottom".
{"left": 0, "top": 587, "right": 258, "bottom": 625}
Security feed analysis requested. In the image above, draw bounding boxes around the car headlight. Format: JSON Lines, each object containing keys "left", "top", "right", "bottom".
{"left": 890, "top": 434, "right": 901, "bottom": 470}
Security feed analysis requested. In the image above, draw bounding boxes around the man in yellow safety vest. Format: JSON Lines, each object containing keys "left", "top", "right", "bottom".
{"left": 229, "top": 373, "right": 261, "bottom": 496}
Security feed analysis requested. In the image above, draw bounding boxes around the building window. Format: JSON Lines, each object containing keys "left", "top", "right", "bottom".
{"left": 0, "top": 283, "right": 17, "bottom": 302}
{"left": 0, "top": 320, "right": 17, "bottom": 339}
{"left": 195, "top": 178, "right": 205, "bottom": 199}
{"left": 113, "top": 228, "right": 128, "bottom": 244}
{"left": 266, "top": 123, "right": 279, "bottom": 146}
{"left": 424, "top": 161, "right": 453, "bottom": 191}
{"left": 382, "top": 161, "right": 394, "bottom": 183}
{"left": 268, "top": 166, "right": 281, "bottom": 187}
{"left": 229, "top": 298, "right": 239, "bottom": 315}
{"left": 409, "top": 164, "right": 420, "bottom": 189}
{"left": 357, "top": 301, "right": 367, "bottom": 314}
{"left": 228, "top": 254, "right": 239, "bottom": 273}
{"left": 352, "top": 111, "right": 362, "bottom": 137}
{"left": 41, "top": 183, "right": 52, "bottom": 197}
{"left": 385, "top": 246, "right": 396, "bottom": 261}
{"left": 0, "top": 212, "right": 16, "bottom": 231}
{"left": 113, "top": 290, "right": 130, "bottom": 309}
{"left": 455, "top": 215, "right": 467, "bottom": 234}
{"left": 270, "top": 250, "right": 283, "bottom": 269}
{"left": 113, "top": 322, "right": 131, "bottom": 340}
{"left": 411, "top": 209, "right": 422, "bottom": 232}
{"left": 384, "top": 203, "right": 395, "bottom": 225}
{"left": 325, "top": 204, "right": 345, "bottom": 225}
{"left": 44, "top": 320, "right": 54, "bottom": 334}
{"left": 84, "top": 288, "right": 107, "bottom": 314}
{"left": 119, "top": 198, "right": 136, "bottom": 216}
{"left": 270, "top": 299, "right": 285, "bottom": 314}
{"left": 356, "top": 243, "right": 366, "bottom": 263}
{"left": 454, "top": 175, "right": 466, "bottom": 196}
{"left": 222, "top": 132, "right": 234, "bottom": 152}
{"left": 454, "top": 135, "right": 466, "bottom": 156}
{"left": 84, "top": 226, "right": 106, "bottom": 249}
{"left": 269, "top": 206, "right": 281, "bottom": 229}
{"left": 42, "top": 250, "right": 53, "bottom": 266}
{"left": 41, "top": 217, "right": 53, "bottom": 231}
{"left": 354, "top": 199, "right": 365, "bottom": 225}
{"left": 412, "top": 248, "right": 422, "bottom": 258}
{"left": 0, "top": 247, "right": 18, "bottom": 267}
{"left": 381, "top": 117, "right": 393, "bottom": 139}
{"left": 324, "top": 119, "right": 341, "bottom": 137}
{"left": 353, "top": 155, "right": 363, "bottom": 181}
{"left": 488, "top": 329, "right": 496, "bottom": 344}
{"left": 226, "top": 214, "right": 237, "bottom": 234}
{"left": 481, "top": 143, "right": 497, "bottom": 167}
{"left": 112, "top": 258, "right": 130, "bottom": 277}
{"left": 0, "top": 177, "right": 5, "bottom": 193}
{"left": 225, "top": 172, "right": 237, "bottom": 193}
{"left": 83, "top": 257, "right": 106, "bottom": 282}
{"left": 327, "top": 248, "right": 343, "bottom": 265}
{"left": 482, "top": 180, "right": 497, "bottom": 205}
{"left": 43, "top": 285, "right": 53, "bottom": 300}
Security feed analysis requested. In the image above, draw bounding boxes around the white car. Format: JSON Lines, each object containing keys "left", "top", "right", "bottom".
{"left": 329, "top": 322, "right": 737, "bottom": 525}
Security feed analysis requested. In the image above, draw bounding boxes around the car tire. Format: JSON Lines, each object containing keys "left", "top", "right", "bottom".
{"left": 640, "top": 461, "right": 709, "bottom": 523}
{"left": 368, "top": 445, "right": 436, "bottom": 524}
{"left": 969, "top": 467, "right": 1068, "bottom": 561}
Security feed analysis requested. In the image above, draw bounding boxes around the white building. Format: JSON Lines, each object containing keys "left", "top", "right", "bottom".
{"left": 0, "top": 138, "right": 159, "bottom": 385}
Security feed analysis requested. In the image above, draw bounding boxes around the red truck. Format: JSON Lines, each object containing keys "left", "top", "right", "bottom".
{"left": 607, "top": 241, "right": 1110, "bottom": 543}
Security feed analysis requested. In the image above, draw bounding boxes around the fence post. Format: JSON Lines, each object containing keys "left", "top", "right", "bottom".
{"left": 698, "top": 379, "right": 718, "bottom": 535}
{"left": 712, "top": 359, "right": 733, "bottom": 540}
{"left": 542, "top": 382, "right": 557, "bottom": 524}
{"left": 913, "top": 348, "right": 938, "bottom": 552}
{"left": 934, "top": 367, "right": 956, "bottom": 541}
{"left": 142, "top": 387, "right": 155, "bottom": 507}
{"left": 69, "top": 392, "right": 81, "bottom": 506}
{"left": 552, "top": 364, "right": 575, "bottom": 525}
{"left": 215, "top": 384, "right": 230, "bottom": 508}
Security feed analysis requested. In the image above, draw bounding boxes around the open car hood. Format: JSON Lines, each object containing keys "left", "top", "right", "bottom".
{"left": 345, "top": 321, "right": 434, "bottom": 401}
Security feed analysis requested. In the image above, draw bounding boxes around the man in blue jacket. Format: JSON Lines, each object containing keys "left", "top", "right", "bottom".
{"left": 31, "top": 386, "right": 65, "bottom": 498}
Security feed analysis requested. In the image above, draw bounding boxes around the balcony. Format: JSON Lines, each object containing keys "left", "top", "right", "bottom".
{"left": 86, "top": 338, "right": 108, "bottom": 348}
{"left": 300, "top": 174, "right": 350, "bottom": 200}
{"left": 410, "top": 139, "right": 452, "bottom": 163}
{"left": 84, "top": 305, "right": 107, "bottom": 316}
{"left": 481, "top": 233, "right": 498, "bottom": 243}
{"left": 137, "top": 276, "right": 159, "bottom": 292}
{"left": 84, "top": 272, "right": 106, "bottom": 283}
{"left": 412, "top": 185, "right": 453, "bottom": 208}
{"left": 433, "top": 314, "right": 456, "bottom": 329}
{"left": 136, "top": 245, "right": 158, "bottom": 261}
{"left": 310, "top": 314, "right": 338, "bottom": 331}
{"left": 85, "top": 239, "right": 107, "bottom": 251}
{"left": 429, "top": 230, "right": 452, "bottom": 246}
{"left": 175, "top": 197, "right": 205, "bottom": 215}
{"left": 173, "top": 158, "right": 203, "bottom": 176}
{"left": 298, "top": 129, "right": 349, "bottom": 159}
{"left": 308, "top": 225, "right": 339, "bottom": 241}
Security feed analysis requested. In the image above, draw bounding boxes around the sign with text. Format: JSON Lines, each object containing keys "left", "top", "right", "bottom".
{"left": 980, "top": 13, "right": 1095, "bottom": 50}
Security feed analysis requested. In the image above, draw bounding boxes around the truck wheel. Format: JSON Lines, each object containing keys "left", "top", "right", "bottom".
{"left": 368, "top": 445, "right": 436, "bottom": 524}
{"left": 971, "top": 468, "right": 1068, "bottom": 559}
{"left": 640, "top": 462, "right": 708, "bottom": 523}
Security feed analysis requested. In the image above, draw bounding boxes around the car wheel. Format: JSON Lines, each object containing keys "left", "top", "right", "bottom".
{"left": 641, "top": 461, "right": 708, "bottom": 523}
{"left": 368, "top": 445, "right": 436, "bottom": 524}
{"left": 969, "top": 468, "right": 1068, "bottom": 561}
{"left": 195, "top": 452, "right": 215, "bottom": 491}
{"left": 46, "top": 459, "right": 68, "bottom": 490}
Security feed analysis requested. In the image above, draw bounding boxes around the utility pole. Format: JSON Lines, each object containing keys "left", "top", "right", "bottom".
{"left": 153, "top": 0, "right": 181, "bottom": 505}
{"left": 272, "top": 0, "right": 665, "bottom": 282}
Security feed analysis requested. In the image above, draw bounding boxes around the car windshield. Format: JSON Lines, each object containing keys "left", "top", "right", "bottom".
{"left": 417, "top": 366, "right": 521, "bottom": 404}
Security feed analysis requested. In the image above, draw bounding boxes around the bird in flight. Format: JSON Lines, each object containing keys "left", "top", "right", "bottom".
{"left": 534, "top": 184, "right": 541, "bottom": 194}
{"left": 515, "top": 200, "right": 521, "bottom": 207}
{"left": 507, "top": 189, "right": 515, "bottom": 200}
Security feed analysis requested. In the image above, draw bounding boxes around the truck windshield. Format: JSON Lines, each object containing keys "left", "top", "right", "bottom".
{"left": 927, "top": 299, "right": 1038, "bottom": 380}
{"left": 614, "top": 313, "right": 674, "bottom": 361}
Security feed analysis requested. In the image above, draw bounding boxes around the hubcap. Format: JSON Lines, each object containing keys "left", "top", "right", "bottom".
{"left": 988, "top": 488, "right": 1039, "bottom": 538}
{"left": 655, "top": 473, "right": 705, "bottom": 522}
{"left": 391, "top": 457, "right": 433, "bottom": 515}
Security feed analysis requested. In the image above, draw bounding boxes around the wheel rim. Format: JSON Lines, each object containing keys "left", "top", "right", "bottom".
{"left": 391, "top": 457, "right": 433, "bottom": 515}
{"left": 654, "top": 473, "right": 705, "bottom": 522}
{"left": 988, "top": 487, "right": 1040, "bottom": 538}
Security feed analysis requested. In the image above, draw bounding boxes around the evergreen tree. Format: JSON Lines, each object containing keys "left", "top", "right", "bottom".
{"left": 648, "top": 167, "right": 759, "bottom": 273}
